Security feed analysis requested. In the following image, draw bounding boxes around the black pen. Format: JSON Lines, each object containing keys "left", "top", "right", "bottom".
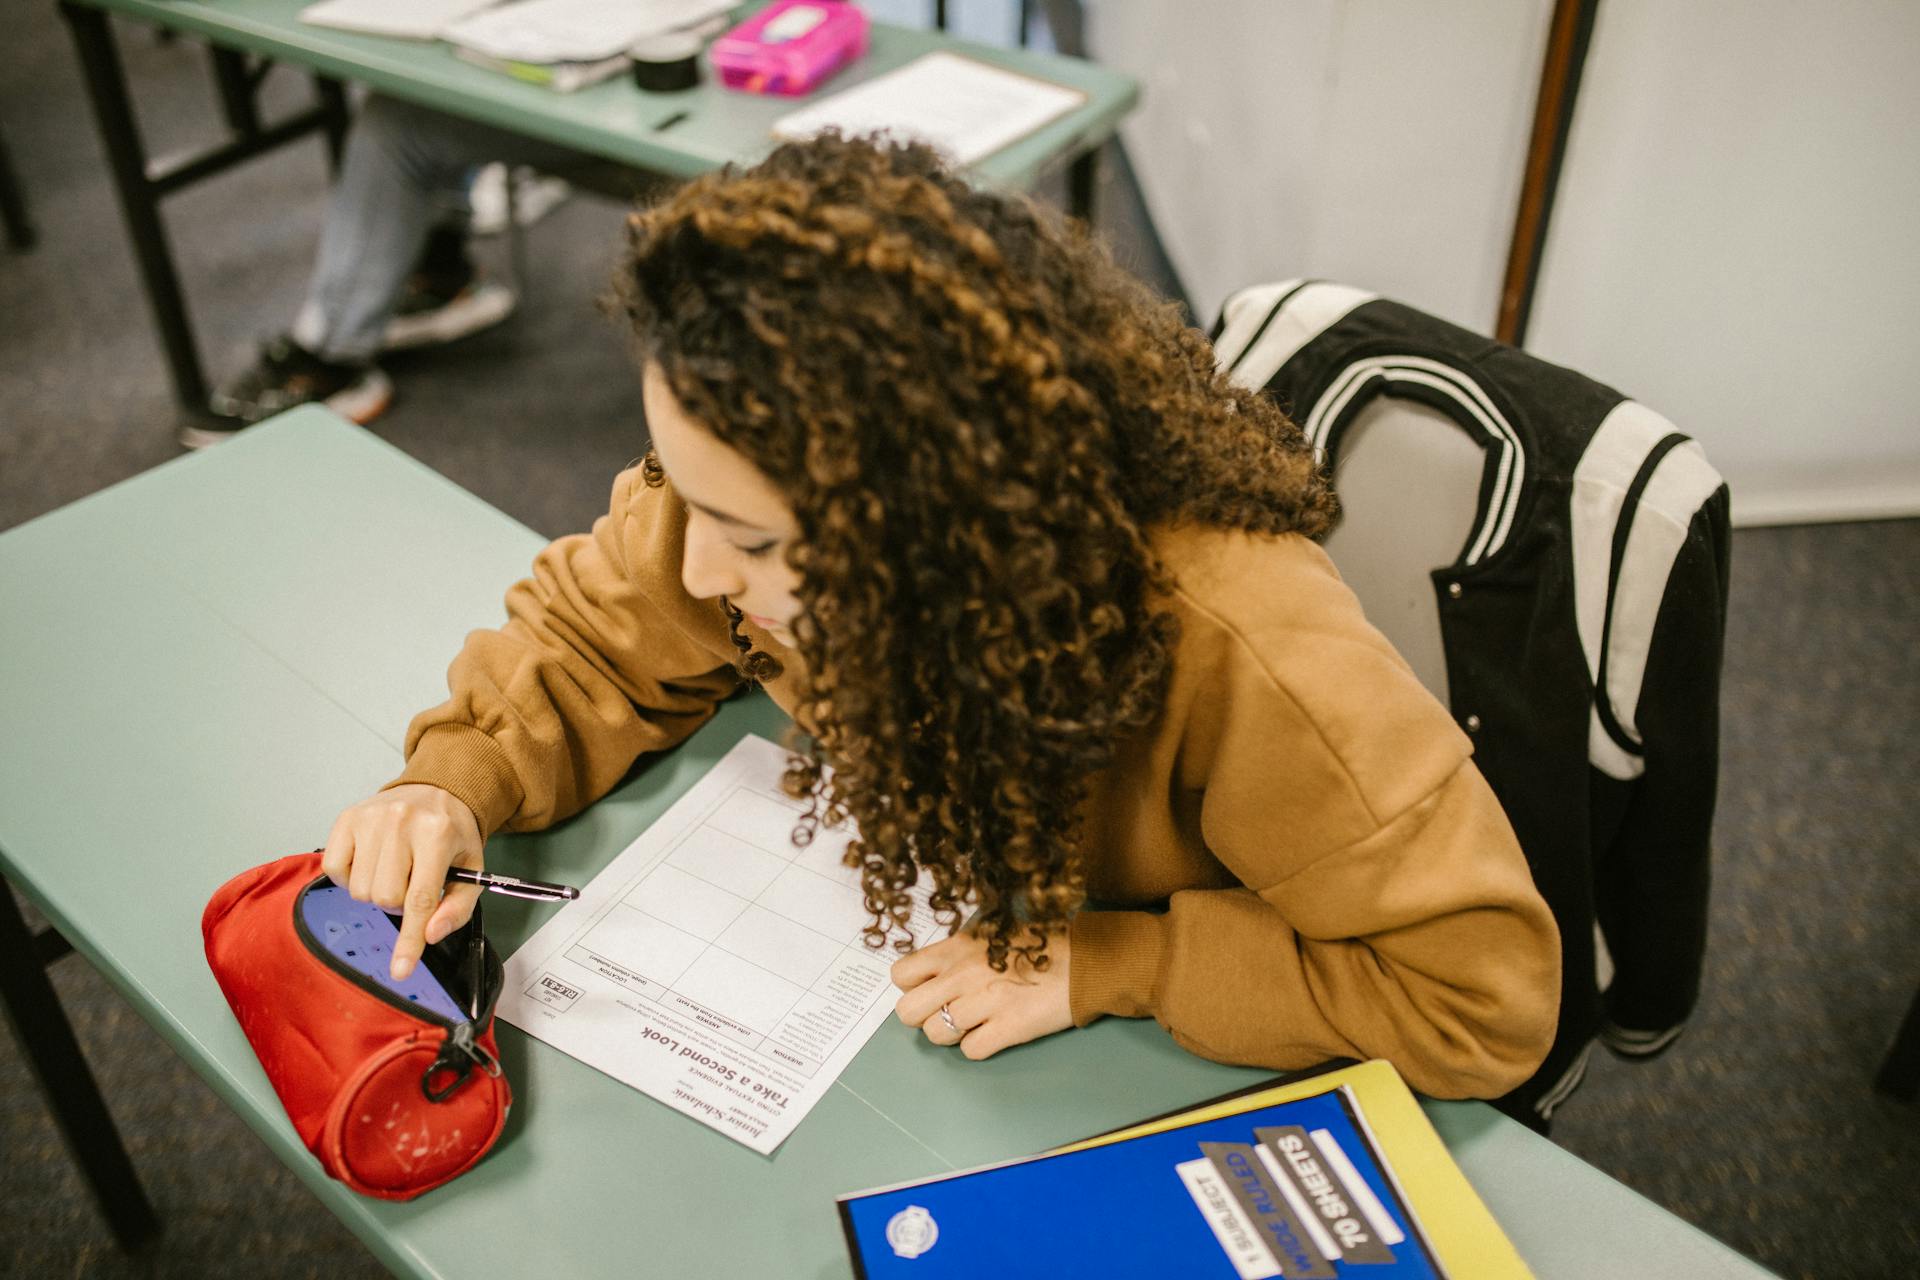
{"left": 445, "top": 868, "right": 580, "bottom": 901}
{"left": 466, "top": 895, "right": 485, "bottom": 1022}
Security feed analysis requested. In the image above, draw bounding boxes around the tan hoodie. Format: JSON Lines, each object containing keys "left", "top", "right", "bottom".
{"left": 393, "top": 464, "right": 1560, "bottom": 1099}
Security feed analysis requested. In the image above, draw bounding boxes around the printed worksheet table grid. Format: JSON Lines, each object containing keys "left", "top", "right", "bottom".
{"left": 561, "top": 782, "right": 932, "bottom": 1078}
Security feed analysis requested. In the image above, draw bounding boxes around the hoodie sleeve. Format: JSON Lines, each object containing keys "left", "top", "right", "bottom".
{"left": 388, "top": 465, "right": 743, "bottom": 834}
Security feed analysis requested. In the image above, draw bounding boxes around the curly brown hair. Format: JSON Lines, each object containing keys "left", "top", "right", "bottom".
{"left": 613, "top": 133, "right": 1335, "bottom": 971}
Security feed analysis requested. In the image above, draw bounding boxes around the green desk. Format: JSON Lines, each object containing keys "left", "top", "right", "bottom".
{"left": 0, "top": 409, "right": 1776, "bottom": 1278}
{"left": 58, "top": 0, "right": 1139, "bottom": 412}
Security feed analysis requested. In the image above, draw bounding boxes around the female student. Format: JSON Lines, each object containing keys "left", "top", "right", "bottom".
{"left": 322, "top": 134, "right": 1559, "bottom": 1099}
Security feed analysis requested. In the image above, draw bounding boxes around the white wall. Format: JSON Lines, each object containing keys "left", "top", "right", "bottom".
{"left": 1088, "top": 1, "right": 1920, "bottom": 524}
{"left": 1528, "top": 1, "right": 1920, "bottom": 524}
{"left": 1086, "top": 1, "right": 1551, "bottom": 332}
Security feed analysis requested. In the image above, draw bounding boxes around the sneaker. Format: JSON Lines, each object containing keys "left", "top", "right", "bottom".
{"left": 191, "top": 336, "right": 392, "bottom": 448}
{"left": 468, "top": 163, "right": 572, "bottom": 236}
{"left": 381, "top": 275, "right": 517, "bottom": 352}
{"left": 380, "top": 223, "right": 518, "bottom": 351}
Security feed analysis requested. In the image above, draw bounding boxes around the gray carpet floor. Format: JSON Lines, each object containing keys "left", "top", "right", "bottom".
{"left": 3, "top": 10, "right": 1917, "bottom": 1280}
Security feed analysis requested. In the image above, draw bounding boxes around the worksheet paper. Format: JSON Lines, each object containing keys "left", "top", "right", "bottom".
{"left": 298, "top": 0, "right": 499, "bottom": 41}
{"left": 772, "top": 51, "right": 1087, "bottom": 166}
{"left": 444, "top": 0, "right": 733, "bottom": 63}
{"left": 497, "top": 734, "right": 937, "bottom": 1155}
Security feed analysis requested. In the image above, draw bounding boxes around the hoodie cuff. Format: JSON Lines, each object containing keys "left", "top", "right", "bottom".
{"left": 1068, "top": 910, "right": 1169, "bottom": 1026}
{"left": 384, "top": 724, "right": 524, "bottom": 837}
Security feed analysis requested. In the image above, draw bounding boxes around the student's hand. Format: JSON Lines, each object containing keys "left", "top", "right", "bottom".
{"left": 891, "top": 930, "right": 1074, "bottom": 1060}
{"left": 322, "top": 784, "right": 484, "bottom": 982}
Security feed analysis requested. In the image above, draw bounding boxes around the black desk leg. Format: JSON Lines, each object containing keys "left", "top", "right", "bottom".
{"left": 315, "top": 75, "right": 350, "bottom": 176}
{"left": 1876, "top": 985, "right": 1920, "bottom": 1101}
{"left": 0, "top": 882, "right": 160, "bottom": 1249}
{"left": 0, "top": 126, "right": 35, "bottom": 250}
{"left": 1068, "top": 145, "right": 1099, "bottom": 225}
{"left": 208, "top": 46, "right": 262, "bottom": 136}
{"left": 59, "top": 2, "right": 209, "bottom": 411}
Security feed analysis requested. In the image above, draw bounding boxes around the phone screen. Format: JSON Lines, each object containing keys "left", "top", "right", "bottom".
{"left": 299, "top": 883, "right": 469, "bottom": 1023}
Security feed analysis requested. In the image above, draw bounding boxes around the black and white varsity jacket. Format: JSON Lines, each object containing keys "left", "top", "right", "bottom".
{"left": 1212, "top": 281, "right": 1732, "bottom": 1123}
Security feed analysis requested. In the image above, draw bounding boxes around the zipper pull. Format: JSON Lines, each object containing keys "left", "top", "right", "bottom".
{"left": 420, "top": 1021, "right": 502, "bottom": 1102}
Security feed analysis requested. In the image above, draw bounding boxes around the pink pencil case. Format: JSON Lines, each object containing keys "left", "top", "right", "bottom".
{"left": 712, "top": 0, "right": 870, "bottom": 96}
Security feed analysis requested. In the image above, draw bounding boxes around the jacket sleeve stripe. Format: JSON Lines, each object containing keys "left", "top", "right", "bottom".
{"left": 1218, "top": 280, "right": 1376, "bottom": 390}
{"left": 1213, "top": 277, "right": 1307, "bottom": 371}
{"left": 1593, "top": 431, "right": 1695, "bottom": 758}
{"left": 1212, "top": 279, "right": 1297, "bottom": 360}
{"left": 1302, "top": 355, "right": 1526, "bottom": 566}
{"left": 1572, "top": 402, "right": 1728, "bottom": 779}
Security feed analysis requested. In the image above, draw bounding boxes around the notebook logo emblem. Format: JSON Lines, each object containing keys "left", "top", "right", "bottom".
{"left": 886, "top": 1205, "right": 939, "bottom": 1259}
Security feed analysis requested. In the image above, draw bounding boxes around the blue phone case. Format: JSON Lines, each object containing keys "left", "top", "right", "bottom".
{"left": 299, "top": 884, "right": 469, "bottom": 1024}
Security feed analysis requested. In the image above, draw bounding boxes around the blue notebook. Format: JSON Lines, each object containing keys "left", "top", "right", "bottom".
{"left": 836, "top": 1060, "right": 1531, "bottom": 1279}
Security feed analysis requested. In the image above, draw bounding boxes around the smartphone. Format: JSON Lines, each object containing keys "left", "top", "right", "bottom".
{"left": 298, "top": 883, "right": 469, "bottom": 1024}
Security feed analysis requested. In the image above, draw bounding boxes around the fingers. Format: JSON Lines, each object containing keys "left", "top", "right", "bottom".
{"left": 422, "top": 837, "right": 487, "bottom": 954}
{"left": 895, "top": 969, "right": 970, "bottom": 1032}
{"left": 425, "top": 882, "right": 482, "bottom": 948}
{"left": 928, "top": 990, "right": 989, "bottom": 1047}
{"left": 894, "top": 928, "right": 1075, "bottom": 1061}
{"left": 921, "top": 1007, "right": 963, "bottom": 1047}
{"left": 321, "top": 813, "right": 354, "bottom": 886}
{"left": 322, "top": 786, "right": 484, "bottom": 980}
{"left": 369, "top": 815, "right": 421, "bottom": 913}
{"left": 391, "top": 851, "right": 452, "bottom": 982}
{"left": 379, "top": 809, "right": 465, "bottom": 981}
{"left": 910, "top": 988, "right": 1015, "bottom": 1060}
{"left": 346, "top": 808, "right": 386, "bottom": 904}
{"left": 957, "top": 1018, "right": 1020, "bottom": 1061}
{"left": 890, "top": 932, "right": 970, "bottom": 991}
{"left": 902, "top": 974, "right": 983, "bottom": 1043}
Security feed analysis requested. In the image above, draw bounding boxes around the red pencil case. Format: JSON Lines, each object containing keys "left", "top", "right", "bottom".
{"left": 202, "top": 851, "right": 511, "bottom": 1200}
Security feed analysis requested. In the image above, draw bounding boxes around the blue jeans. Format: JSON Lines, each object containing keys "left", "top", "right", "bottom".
{"left": 292, "top": 94, "right": 589, "bottom": 363}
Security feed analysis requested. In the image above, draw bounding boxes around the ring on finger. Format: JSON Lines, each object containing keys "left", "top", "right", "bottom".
{"left": 938, "top": 1002, "right": 959, "bottom": 1036}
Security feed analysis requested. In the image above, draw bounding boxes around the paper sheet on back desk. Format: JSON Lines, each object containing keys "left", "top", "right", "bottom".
{"left": 497, "top": 734, "right": 936, "bottom": 1154}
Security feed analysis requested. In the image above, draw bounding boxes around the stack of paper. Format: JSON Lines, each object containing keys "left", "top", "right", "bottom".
{"left": 299, "top": 0, "right": 500, "bottom": 40}
{"left": 773, "top": 51, "right": 1088, "bottom": 167}
{"left": 444, "top": 0, "right": 733, "bottom": 64}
